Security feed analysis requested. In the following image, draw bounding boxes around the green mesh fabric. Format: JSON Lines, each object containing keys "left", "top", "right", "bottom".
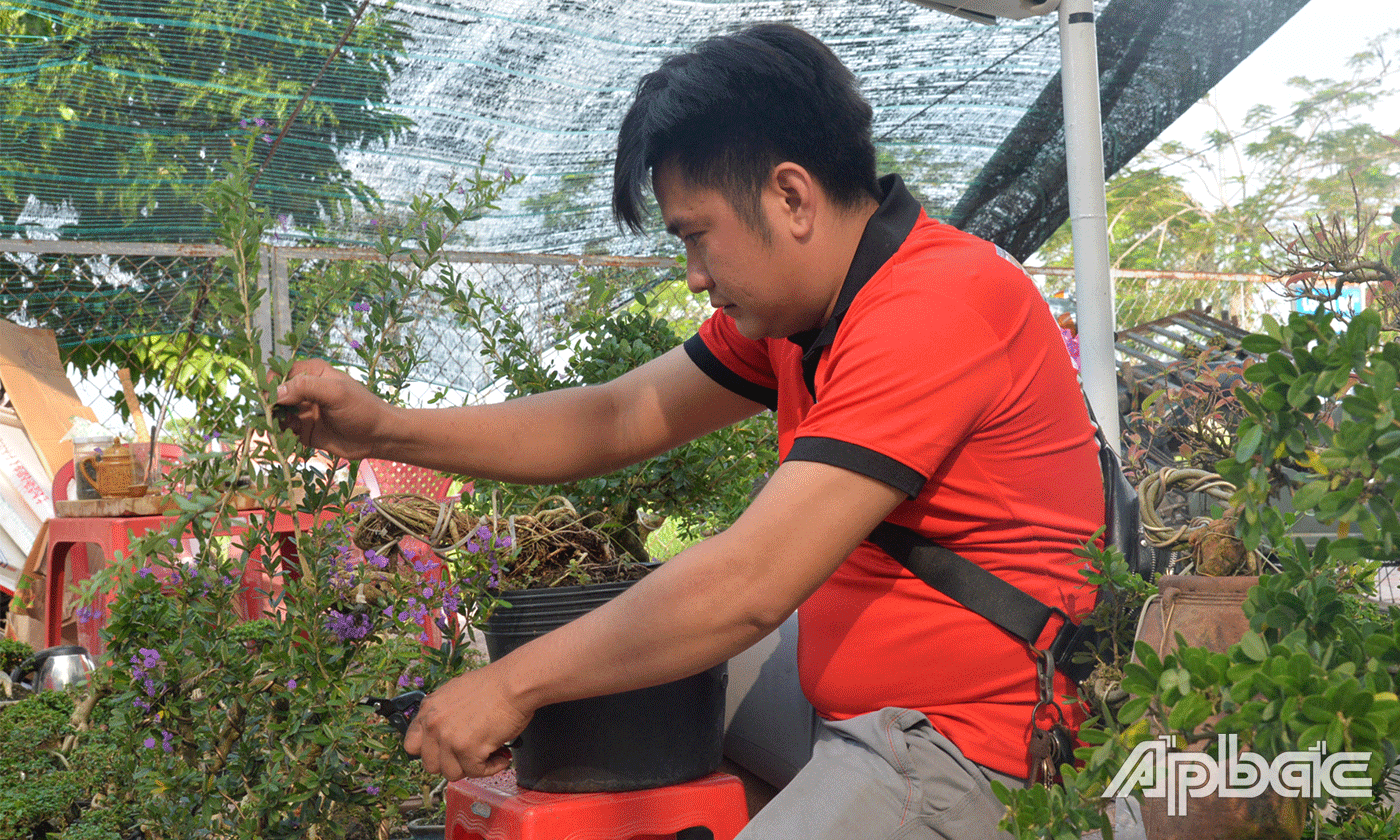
{"left": 1, "top": 0, "right": 1305, "bottom": 256}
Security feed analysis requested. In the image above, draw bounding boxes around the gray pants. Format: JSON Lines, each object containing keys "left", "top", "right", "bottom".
{"left": 736, "top": 707, "right": 1022, "bottom": 840}
{"left": 724, "top": 617, "right": 1023, "bottom": 839}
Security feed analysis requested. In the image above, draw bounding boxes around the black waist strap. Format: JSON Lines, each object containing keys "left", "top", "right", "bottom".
{"left": 866, "top": 521, "right": 1097, "bottom": 684}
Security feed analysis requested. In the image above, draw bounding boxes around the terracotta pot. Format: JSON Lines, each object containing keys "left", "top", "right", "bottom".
{"left": 1139, "top": 790, "right": 1306, "bottom": 840}
{"left": 1134, "top": 574, "right": 1258, "bottom": 657}
{"left": 1132, "top": 575, "right": 1303, "bottom": 840}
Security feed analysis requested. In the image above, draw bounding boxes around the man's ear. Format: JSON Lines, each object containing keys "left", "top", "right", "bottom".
{"left": 769, "top": 162, "right": 818, "bottom": 241}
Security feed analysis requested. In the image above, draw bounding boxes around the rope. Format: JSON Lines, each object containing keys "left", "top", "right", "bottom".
{"left": 1137, "top": 467, "right": 1238, "bottom": 549}
{"left": 352, "top": 493, "right": 476, "bottom": 561}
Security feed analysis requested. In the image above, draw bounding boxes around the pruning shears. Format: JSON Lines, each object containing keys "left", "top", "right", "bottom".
{"left": 359, "top": 690, "right": 426, "bottom": 737}
{"left": 360, "top": 688, "right": 517, "bottom": 764}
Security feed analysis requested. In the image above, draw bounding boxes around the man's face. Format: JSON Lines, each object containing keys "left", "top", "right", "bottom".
{"left": 653, "top": 161, "right": 822, "bottom": 340}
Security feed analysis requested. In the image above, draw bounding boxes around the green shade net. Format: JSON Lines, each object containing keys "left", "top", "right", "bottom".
{"left": 1, "top": 0, "right": 1310, "bottom": 257}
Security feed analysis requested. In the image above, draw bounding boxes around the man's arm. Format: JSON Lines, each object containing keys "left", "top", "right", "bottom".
{"left": 276, "top": 345, "right": 761, "bottom": 482}
{"left": 403, "top": 457, "right": 908, "bottom": 779}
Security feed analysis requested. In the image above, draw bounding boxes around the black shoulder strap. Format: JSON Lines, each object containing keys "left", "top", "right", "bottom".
{"left": 866, "top": 394, "right": 1130, "bottom": 684}
{"left": 866, "top": 521, "right": 1098, "bottom": 683}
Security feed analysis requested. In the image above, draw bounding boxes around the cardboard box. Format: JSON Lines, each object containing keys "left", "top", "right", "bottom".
{"left": 0, "top": 320, "right": 97, "bottom": 481}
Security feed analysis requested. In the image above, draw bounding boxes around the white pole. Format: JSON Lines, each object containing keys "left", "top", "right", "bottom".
{"left": 1058, "top": 0, "right": 1118, "bottom": 445}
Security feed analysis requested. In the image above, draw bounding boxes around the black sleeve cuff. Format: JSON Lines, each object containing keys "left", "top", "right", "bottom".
{"left": 683, "top": 334, "right": 778, "bottom": 411}
{"left": 786, "top": 437, "right": 926, "bottom": 498}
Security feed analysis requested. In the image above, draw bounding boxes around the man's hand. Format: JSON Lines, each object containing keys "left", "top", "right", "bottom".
{"left": 275, "top": 359, "right": 391, "bottom": 460}
{"left": 403, "top": 665, "right": 534, "bottom": 780}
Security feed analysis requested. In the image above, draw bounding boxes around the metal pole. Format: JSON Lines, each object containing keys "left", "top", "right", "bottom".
{"left": 271, "top": 247, "right": 292, "bottom": 358}
{"left": 1058, "top": 0, "right": 1119, "bottom": 445}
{"left": 256, "top": 246, "right": 275, "bottom": 362}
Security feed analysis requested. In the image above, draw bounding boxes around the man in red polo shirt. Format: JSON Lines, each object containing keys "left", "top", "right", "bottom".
{"left": 278, "top": 22, "right": 1102, "bottom": 839}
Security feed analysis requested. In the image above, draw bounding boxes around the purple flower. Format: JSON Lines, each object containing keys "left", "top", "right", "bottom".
{"left": 366, "top": 785, "right": 381, "bottom": 796}
{"left": 502, "top": 167, "right": 514, "bottom": 180}
{"left": 412, "top": 556, "right": 437, "bottom": 574}
{"left": 143, "top": 736, "right": 156, "bottom": 749}
{"left": 352, "top": 301, "right": 371, "bottom": 312}
{"left": 350, "top": 339, "right": 363, "bottom": 350}
{"left": 421, "top": 585, "right": 434, "bottom": 599}
{"left": 138, "top": 567, "right": 154, "bottom": 578}
{"left": 262, "top": 134, "right": 273, "bottom": 143}
{"left": 287, "top": 678, "right": 298, "bottom": 690}
{"left": 495, "top": 535, "right": 513, "bottom": 550}
{"left": 324, "top": 609, "right": 372, "bottom": 642}
{"left": 161, "top": 729, "right": 174, "bottom": 753}
{"left": 254, "top": 117, "right": 267, "bottom": 127}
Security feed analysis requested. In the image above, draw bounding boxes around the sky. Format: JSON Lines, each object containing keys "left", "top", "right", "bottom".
{"left": 1154, "top": 0, "right": 1400, "bottom": 184}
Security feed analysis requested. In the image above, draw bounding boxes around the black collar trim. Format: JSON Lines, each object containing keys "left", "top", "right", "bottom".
{"left": 790, "top": 174, "right": 922, "bottom": 399}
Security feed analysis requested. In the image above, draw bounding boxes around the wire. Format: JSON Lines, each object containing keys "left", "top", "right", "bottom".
{"left": 251, "top": 0, "right": 376, "bottom": 192}
{"left": 876, "top": 20, "right": 1057, "bottom": 142}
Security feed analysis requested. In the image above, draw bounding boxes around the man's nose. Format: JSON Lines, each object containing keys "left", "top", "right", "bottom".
{"left": 685, "top": 260, "right": 712, "bottom": 294}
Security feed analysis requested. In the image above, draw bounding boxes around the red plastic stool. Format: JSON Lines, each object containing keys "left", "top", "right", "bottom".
{"left": 446, "top": 769, "right": 749, "bottom": 840}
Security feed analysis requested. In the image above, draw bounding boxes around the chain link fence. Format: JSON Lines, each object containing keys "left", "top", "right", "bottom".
{"left": 1, "top": 240, "right": 681, "bottom": 444}
{"left": 1026, "top": 265, "right": 1285, "bottom": 334}
{"left": 1, "top": 240, "right": 1297, "bottom": 449}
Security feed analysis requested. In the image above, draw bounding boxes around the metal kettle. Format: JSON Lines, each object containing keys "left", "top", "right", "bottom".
{"left": 9, "top": 645, "right": 95, "bottom": 692}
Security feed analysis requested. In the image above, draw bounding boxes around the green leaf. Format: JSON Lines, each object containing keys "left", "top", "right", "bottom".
{"left": 1167, "top": 692, "right": 1214, "bottom": 732}
{"left": 1236, "top": 423, "right": 1264, "bottom": 462}
{"left": 1287, "top": 373, "right": 1318, "bottom": 409}
{"left": 1371, "top": 360, "right": 1398, "bottom": 396}
{"left": 1241, "top": 333, "right": 1283, "bottom": 354}
{"left": 1238, "top": 631, "right": 1269, "bottom": 662}
{"left": 1289, "top": 480, "right": 1331, "bottom": 513}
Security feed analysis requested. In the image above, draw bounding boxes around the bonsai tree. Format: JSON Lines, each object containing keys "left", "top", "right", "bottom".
{"left": 37, "top": 134, "right": 518, "bottom": 840}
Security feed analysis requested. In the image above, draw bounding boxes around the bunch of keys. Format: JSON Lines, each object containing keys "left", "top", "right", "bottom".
{"left": 1027, "top": 650, "right": 1076, "bottom": 787}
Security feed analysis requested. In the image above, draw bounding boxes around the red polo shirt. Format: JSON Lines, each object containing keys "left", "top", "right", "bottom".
{"left": 684, "top": 175, "right": 1102, "bottom": 779}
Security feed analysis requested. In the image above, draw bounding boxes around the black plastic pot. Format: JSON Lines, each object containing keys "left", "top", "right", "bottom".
{"left": 483, "top": 576, "right": 727, "bottom": 793}
{"left": 405, "top": 817, "right": 445, "bottom": 840}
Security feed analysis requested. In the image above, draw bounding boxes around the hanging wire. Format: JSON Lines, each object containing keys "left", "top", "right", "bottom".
{"left": 250, "top": 0, "right": 377, "bottom": 191}
{"left": 876, "top": 20, "right": 1057, "bottom": 142}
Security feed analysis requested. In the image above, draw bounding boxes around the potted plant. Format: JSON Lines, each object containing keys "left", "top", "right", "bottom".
{"left": 356, "top": 488, "right": 729, "bottom": 794}
{"left": 998, "top": 209, "right": 1400, "bottom": 840}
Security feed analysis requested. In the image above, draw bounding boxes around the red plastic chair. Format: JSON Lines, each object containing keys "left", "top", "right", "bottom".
{"left": 360, "top": 458, "right": 457, "bottom": 500}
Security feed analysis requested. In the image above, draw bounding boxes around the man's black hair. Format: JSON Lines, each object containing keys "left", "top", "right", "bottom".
{"left": 612, "top": 23, "right": 881, "bottom": 233}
